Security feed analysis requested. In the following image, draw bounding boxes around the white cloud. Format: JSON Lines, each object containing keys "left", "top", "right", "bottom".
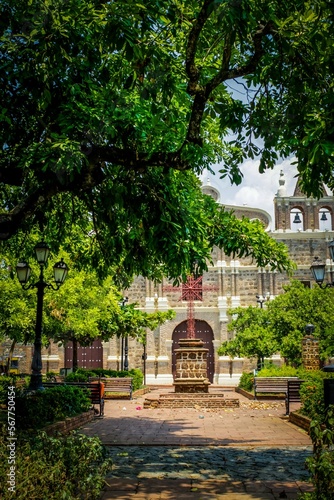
{"left": 201, "top": 157, "right": 299, "bottom": 229}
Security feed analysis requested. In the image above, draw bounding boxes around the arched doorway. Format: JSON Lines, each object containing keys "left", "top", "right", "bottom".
{"left": 172, "top": 320, "right": 214, "bottom": 382}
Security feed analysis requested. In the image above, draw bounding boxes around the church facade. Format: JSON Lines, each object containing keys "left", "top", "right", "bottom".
{"left": 3, "top": 172, "right": 334, "bottom": 383}
{"left": 111, "top": 171, "right": 334, "bottom": 385}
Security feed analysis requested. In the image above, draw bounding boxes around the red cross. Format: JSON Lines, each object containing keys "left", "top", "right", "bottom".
{"left": 164, "top": 276, "right": 218, "bottom": 339}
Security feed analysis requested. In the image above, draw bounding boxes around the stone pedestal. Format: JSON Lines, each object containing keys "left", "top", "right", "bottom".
{"left": 173, "top": 338, "right": 210, "bottom": 393}
{"left": 302, "top": 334, "right": 320, "bottom": 371}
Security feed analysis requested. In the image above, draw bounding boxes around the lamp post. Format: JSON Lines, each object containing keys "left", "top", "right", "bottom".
{"left": 119, "top": 297, "right": 128, "bottom": 371}
{"left": 256, "top": 292, "right": 270, "bottom": 308}
{"left": 310, "top": 240, "right": 334, "bottom": 288}
{"left": 142, "top": 336, "right": 147, "bottom": 386}
{"left": 16, "top": 242, "right": 68, "bottom": 391}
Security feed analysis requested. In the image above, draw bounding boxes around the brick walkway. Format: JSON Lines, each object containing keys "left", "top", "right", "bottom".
{"left": 80, "top": 387, "right": 314, "bottom": 499}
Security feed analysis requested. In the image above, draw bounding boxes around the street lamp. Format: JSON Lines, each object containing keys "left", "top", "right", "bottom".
{"left": 119, "top": 297, "right": 128, "bottom": 371}
{"left": 16, "top": 242, "right": 68, "bottom": 391}
{"left": 256, "top": 292, "right": 270, "bottom": 308}
{"left": 310, "top": 240, "right": 334, "bottom": 287}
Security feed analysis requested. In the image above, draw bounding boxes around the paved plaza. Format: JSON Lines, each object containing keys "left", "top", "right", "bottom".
{"left": 81, "top": 387, "right": 314, "bottom": 499}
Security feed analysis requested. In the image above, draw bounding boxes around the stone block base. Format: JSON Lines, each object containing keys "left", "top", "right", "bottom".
{"left": 174, "top": 378, "right": 210, "bottom": 393}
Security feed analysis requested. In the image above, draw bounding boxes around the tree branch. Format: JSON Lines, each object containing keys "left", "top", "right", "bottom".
{"left": 183, "top": 21, "right": 271, "bottom": 148}
{"left": 185, "top": 0, "right": 213, "bottom": 96}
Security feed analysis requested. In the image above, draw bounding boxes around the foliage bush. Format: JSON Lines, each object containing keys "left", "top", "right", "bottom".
{"left": 298, "top": 408, "right": 334, "bottom": 500}
{"left": 127, "top": 368, "right": 144, "bottom": 390}
{"left": 238, "top": 372, "right": 254, "bottom": 392}
{"left": 257, "top": 364, "right": 301, "bottom": 377}
{"left": 0, "top": 377, "right": 16, "bottom": 406}
{"left": 65, "top": 368, "right": 96, "bottom": 382}
{"left": 65, "top": 367, "right": 144, "bottom": 390}
{"left": 0, "top": 429, "right": 112, "bottom": 500}
{"left": 15, "top": 385, "right": 91, "bottom": 430}
{"left": 0, "top": 377, "right": 27, "bottom": 406}
{"left": 299, "top": 371, "right": 334, "bottom": 422}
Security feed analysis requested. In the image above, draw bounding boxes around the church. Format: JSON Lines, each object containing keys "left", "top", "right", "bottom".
{"left": 4, "top": 171, "right": 334, "bottom": 383}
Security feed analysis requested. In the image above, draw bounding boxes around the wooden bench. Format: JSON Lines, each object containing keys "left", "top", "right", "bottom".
{"left": 43, "top": 381, "right": 104, "bottom": 417}
{"left": 93, "top": 377, "right": 133, "bottom": 400}
{"left": 46, "top": 375, "right": 65, "bottom": 383}
{"left": 254, "top": 377, "right": 299, "bottom": 400}
{"left": 285, "top": 379, "right": 304, "bottom": 415}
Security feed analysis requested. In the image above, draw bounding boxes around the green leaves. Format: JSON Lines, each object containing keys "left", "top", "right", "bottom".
{"left": 218, "top": 306, "right": 278, "bottom": 362}
{"left": 4, "top": 0, "right": 326, "bottom": 282}
{"left": 220, "top": 280, "right": 334, "bottom": 366}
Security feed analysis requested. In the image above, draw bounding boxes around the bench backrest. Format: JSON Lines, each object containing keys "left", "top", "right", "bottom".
{"left": 254, "top": 377, "right": 300, "bottom": 396}
{"left": 90, "top": 377, "right": 133, "bottom": 389}
{"left": 255, "top": 377, "right": 298, "bottom": 386}
{"left": 287, "top": 380, "right": 304, "bottom": 398}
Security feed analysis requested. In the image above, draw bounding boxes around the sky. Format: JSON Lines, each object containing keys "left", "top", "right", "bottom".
{"left": 199, "top": 79, "right": 300, "bottom": 230}
{"left": 200, "top": 157, "right": 299, "bottom": 230}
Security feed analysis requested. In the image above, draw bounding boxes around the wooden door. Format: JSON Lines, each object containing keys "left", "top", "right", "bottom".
{"left": 64, "top": 339, "right": 103, "bottom": 369}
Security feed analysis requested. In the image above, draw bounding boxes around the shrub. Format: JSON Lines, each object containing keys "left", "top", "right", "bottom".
{"left": 65, "top": 368, "right": 96, "bottom": 382}
{"left": 65, "top": 368, "right": 144, "bottom": 390}
{"left": 298, "top": 371, "right": 334, "bottom": 422}
{"left": 0, "top": 377, "right": 26, "bottom": 406}
{"left": 238, "top": 372, "right": 254, "bottom": 392}
{"left": 298, "top": 408, "right": 334, "bottom": 500}
{"left": 257, "top": 365, "right": 300, "bottom": 377}
{"left": 0, "top": 429, "right": 112, "bottom": 500}
{"left": 15, "top": 385, "right": 91, "bottom": 430}
{"left": 128, "top": 368, "right": 144, "bottom": 390}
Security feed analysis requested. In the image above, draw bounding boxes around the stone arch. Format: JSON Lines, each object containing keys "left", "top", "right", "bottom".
{"left": 318, "top": 206, "right": 333, "bottom": 231}
{"left": 171, "top": 320, "right": 214, "bottom": 382}
{"left": 290, "top": 207, "right": 304, "bottom": 231}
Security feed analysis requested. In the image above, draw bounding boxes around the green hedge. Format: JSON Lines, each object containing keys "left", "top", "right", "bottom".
{"left": 65, "top": 368, "right": 144, "bottom": 391}
{"left": 15, "top": 385, "right": 91, "bottom": 430}
{"left": 238, "top": 372, "right": 254, "bottom": 392}
{"left": 299, "top": 371, "right": 334, "bottom": 422}
{"left": 0, "top": 377, "right": 27, "bottom": 406}
{"left": 0, "top": 429, "right": 112, "bottom": 500}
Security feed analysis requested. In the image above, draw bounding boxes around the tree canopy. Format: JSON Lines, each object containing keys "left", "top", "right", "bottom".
{"left": 218, "top": 306, "right": 279, "bottom": 367}
{"left": 3, "top": 0, "right": 331, "bottom": 281}
{"left": 219, "top": 281, "right": 334, "bottom": 365}
{"left": 0, "top": 249, "right": 174, "bottom": 353}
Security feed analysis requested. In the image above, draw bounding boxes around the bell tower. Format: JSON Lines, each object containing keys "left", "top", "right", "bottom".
{"left": 274, "top": 171, "right": 334, "bottom": 232}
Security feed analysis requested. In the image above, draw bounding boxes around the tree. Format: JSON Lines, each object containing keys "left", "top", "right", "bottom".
{"left": 267, "top": 281, "right": 334, "bottom": 364}
{"left": 0, "top": 256, "right": 36, "bottom": 373}
{"left": 0, "top": 248, "right": 174, "bottom": 371}
{"left": 4, "top": 0, "right": 328, "bottom": 282}
{"left": 43, "top": 259, "right": 175, "bottom": 370}
{"left": 219, "top": 281, "right": 334, "bottom": 366}
{"left": 0, "top": 259, "right": 36, "bottom": 343}
{"left": 218, "top": 306, "right": 279, "bottom": 369}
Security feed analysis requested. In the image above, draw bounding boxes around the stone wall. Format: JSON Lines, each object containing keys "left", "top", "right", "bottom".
{"left": 44, "top": 409, "right": 95, "bottom": 436}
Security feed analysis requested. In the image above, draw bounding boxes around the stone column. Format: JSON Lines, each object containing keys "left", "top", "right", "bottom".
{"left": 173, "top": 338, "right": 210, "bottom": 393}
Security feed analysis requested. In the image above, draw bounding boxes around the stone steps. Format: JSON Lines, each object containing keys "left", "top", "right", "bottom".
{"left": 159, "top": 393, "right": 225, "bottom": 398}
{"left": 143, "top": 394, "right": 240, "bottom": 409}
